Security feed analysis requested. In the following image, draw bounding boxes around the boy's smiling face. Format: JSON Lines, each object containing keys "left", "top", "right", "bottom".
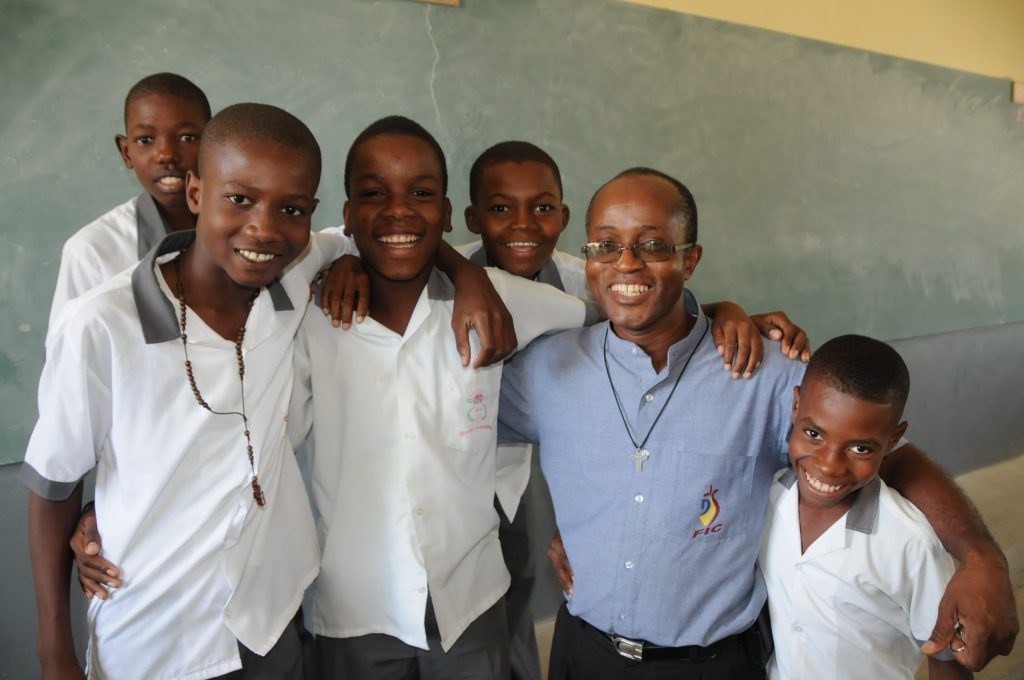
{"left": 186, "top": 137, "right": 318, "bottom": 291}
{"left": 343, "top": 133, "right": 451, "bottom": 283}
{"left": 116, "top": 93, "right": 207, "bottom": 213}
{"left": 465, "top": 160, "right": 569, "bottom": 279}
{"left": 789, "top": 376, "right": 907, "bottom": 512}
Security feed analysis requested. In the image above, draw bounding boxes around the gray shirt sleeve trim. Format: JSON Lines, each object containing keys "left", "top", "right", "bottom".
{"left": 19, "top": 461, "right": 82, "bottom": 501}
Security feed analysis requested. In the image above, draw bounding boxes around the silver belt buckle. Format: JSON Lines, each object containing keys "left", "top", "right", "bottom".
{"left": 612, "top": 635, "right": 644, "bottom": 661}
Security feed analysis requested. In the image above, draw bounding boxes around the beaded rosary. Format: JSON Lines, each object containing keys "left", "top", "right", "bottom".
{"left": 174, "top": 257, "right": 266, "bottom": 507}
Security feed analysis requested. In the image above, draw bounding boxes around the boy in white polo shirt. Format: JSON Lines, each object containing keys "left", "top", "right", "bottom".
{"left": 49, "top": 72, "right": 210, "bottom": 333}
{"left": 759, "top": 334, "right": 971, "bottom": 680}
{"left": 25, "top": 103, "right": 355, "bottom": 680}
{"left": 288, "top": 117, "right": 592, "bottom": 679}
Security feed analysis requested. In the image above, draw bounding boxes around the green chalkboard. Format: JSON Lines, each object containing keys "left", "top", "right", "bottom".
{"left": 2, "top": 0, "right": 1022, "bottom": 463}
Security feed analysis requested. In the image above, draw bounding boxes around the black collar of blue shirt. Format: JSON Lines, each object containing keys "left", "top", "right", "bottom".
{"left": 778, "top": 468, "right": 881, "bottom": 534}
{"left": 135, "top": 192, "right": 171, "bottom": 259}
{"left": 131, "top": 229, "right": 294, "bottom": 345}
{"left": 467, "top": 246, "right": 566, "bottom": 290}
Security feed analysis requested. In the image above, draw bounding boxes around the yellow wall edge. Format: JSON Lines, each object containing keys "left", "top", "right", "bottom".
{"left": 622, "top": 0, "right": 1024, "bottom": 83}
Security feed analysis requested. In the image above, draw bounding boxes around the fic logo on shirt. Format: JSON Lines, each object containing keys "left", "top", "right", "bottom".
{"left": 693, "top": 485, "right": 724, "bottom": 538}
{"left": 459, "top": 391, "right": 494, "bottom": 438}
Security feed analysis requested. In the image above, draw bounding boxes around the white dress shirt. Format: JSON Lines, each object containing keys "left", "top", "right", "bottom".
{"left": 289, "top": 267, "right": 588, "bottom": 651}
{"left": 23, "top": 228, "right": 354, "bottom": 680}
{"left": 49, "top": 193, "right": 171, "bottom": 334}
{"left": 759, "top": 469, "right": 955, "bottom": 680}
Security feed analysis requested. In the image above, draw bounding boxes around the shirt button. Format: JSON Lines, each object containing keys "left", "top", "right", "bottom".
{"left": 624, "top": 560, "right": 634, "bottom": 569}
{"left": 415, "top": 508, "right": 424, "bottom": 516}
{"left": 631, "top": 348, "right": 638, "bottom": 355}
{"left": 618, "top": 613, "right": 626, "bottom": 621}
{"left": 793, "top": 625, "right": 802, "bottom": 633}
{"left": 417, "top": 587, "right": 426, "bottom": 593}
{"left": 405, "top": 432, "right": 416, "bottom": 441}
{"left": 634, "top": 494, "right": 644, "bottom": 503}
{"left": 644, "top": 393, "right": 654, "bottom": 402}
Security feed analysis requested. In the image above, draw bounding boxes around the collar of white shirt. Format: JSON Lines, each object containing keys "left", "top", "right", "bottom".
{"left": 131, "top": 229, "right": 295, "bottom": 344}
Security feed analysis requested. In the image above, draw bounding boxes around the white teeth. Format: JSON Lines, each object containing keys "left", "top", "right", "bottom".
{"left": 238, "top": 249, "right": 275, "bottom": 263}
{"left": 804, "top": 469, "right": 843, "bottom": 493}
{"left": 505, "top": 242, "right": 539, "bottom": 249}
{"left": 377, "top": 234, "right": 419, "bottom": 247}
{"left": 158, "top": 177, "right": 183, "bottom": 187}
{"left": 611, "top": 284, "right": 650, "bottom": 297}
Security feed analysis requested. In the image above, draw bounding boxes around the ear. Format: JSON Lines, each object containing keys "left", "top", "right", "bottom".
{"left": 560, "top": 204, "right": 571, "bottom": 232}
{"left": 115, "top": 134, "right": 132, "bottom": 168}
{"left": 791, "top": 385, "right": 801, "bottom": 423}
{"left": 888, "top": 421, "right": 909, "bottom": 451}
{"left": 342, "top": 201, "right": 352, "bottom": 236}
{"left": 185, "top": 170, "right": 202, "bottom": 215}
{"left": 682, "top": 244, "right": 703, "bottom": 281}
{"left": 443, "top": 197, "right": 453, "bottom": 233}
{"left": 464, "top": 205, "right": 481, "bottom": 235}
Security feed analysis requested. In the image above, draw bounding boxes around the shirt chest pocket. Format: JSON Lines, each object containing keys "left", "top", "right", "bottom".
{"left": 652, "top": 449, "right": 759, "bottom": 542}
{"left": 439, "top": 366, "right": 501, "bottom": 453}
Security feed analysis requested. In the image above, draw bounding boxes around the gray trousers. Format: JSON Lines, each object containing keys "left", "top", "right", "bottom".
{"left": 496, "top": 495, "right": 542, "bottom": 680}
{"left": 316, "top": 596, "right": 510, "bottom": 680}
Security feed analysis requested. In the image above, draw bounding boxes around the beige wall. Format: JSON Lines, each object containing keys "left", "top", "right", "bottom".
{"left": 623, "top": 0, "right": 1024, "bottom": 82}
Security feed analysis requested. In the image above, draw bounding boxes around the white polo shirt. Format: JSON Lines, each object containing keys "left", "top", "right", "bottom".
{"left": 23, "top": 228, "right": 355, "bottom": 680}
{"left": 759, "top": 468, "right": 955, "bottom": 680}
{"left": 456, "top": 241, "right": 593, "bottom": 514}
{"left": 49, "top": 193, "right": 171, "bottom": 334}
{"left": 289, "top": 267, "right": 591, "bottom": 651}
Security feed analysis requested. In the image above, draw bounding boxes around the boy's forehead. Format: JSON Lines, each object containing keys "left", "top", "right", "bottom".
{"left": 798, "top": 377, "right": 900, "bottom": 429}
{"left": 481, "top": 160, "right": 559, "bottom": 192}
{"left": 201, "top": 137, "right": 318, "bottom": 186}
{"left": 126, "top": 93, "right": 208, "bottom": 126}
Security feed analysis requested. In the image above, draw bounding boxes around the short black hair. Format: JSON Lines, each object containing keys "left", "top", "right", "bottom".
{"left": 586, "top": 167, "right": 698, "bottom": 243}
{"left": 198, "top": 103, "right": 321, "bottom": 184}
{"left": 468, "top": 141, "right": 563, "bottom": 205}
{"left": 804, "top": 335, "right": 910, "bottom": 412}
{"left": 123, "top": 73, "right": 212, "bottom": 125}
{"left": 343, "top": 115, "right": 447, "bottom": 197}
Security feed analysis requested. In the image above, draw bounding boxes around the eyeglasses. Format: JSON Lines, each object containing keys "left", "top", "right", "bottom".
{"left": 581, "top": 240, "right": 694, "bottom": 263}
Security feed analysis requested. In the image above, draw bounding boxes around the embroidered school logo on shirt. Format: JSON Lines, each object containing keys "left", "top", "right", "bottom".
{"left": 693, "top": 485, "right": 724, "bottom": 538}
{"left": 459, "top": 392, "right": 493, "bottom": 437}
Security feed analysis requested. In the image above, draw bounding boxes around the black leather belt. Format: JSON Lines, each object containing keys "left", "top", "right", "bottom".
{"left": 581, "top": 617, "right": 747, "bottom": 662}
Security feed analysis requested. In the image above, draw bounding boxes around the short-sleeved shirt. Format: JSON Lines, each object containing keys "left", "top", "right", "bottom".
{"left": 498, "top": 299, "right": 807, "bottom": 647}
{"left": 49, "top": 193, "right": 170, "bottom": 334}
{"left": 288, "top": 266, "right": 590, "bottom": 652}
{"left": 22, "top": 228, "right": 354, "bottom": 680}
{"left": 760, "top": 469, "right": 955, "bottom": 679}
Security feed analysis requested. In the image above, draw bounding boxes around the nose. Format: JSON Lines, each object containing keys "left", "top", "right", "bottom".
{"left": 511, "top": 206, "right": 534, "bottom": 230}
{"left": 612, "top": 243, "right": 644, "bottom": 272}
{"left": 155, "top": 136, "right": 180, "bottom": 165}
{"left": 382, "top": 193, "right": 414, "bottom": 219}
{"left": 247, "top": 205, "right": 282, "bottom": 243}
{"left": 813, "top": 446, "right": 845, "bottom": 477}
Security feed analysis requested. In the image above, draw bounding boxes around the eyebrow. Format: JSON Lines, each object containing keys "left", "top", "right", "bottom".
{"left": 354, "top": 172, "right": 441, "bottom": 183}
{"left": 798, "top": 417, "right": 883, "bottom": 448}
{"left": 224, "top": 181, "right": 312, "bottom": 202}
{"left": 592, "top": 224, "right": 663, "bottom": 232}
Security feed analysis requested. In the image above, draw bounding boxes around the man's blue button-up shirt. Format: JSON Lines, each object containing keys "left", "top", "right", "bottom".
{"left": 499, "top": 301, "right": 807, "bottom": 648}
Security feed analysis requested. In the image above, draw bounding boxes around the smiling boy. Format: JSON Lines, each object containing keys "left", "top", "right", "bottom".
{"left": 288, "top": 117, "right": 592, "bottom": 679}
{"left": 24, "top": 103, "right": 357, "bottom": 679}
{"left": 49, "top": 73, "right": 210, "bottom": 332}
{"left": 759, "top": 335, "right": 970, "bottom": 680}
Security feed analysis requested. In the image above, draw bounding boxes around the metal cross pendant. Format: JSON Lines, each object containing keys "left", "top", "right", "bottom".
{"left": 630, "top": 449, "right": 649, "bottom": 473}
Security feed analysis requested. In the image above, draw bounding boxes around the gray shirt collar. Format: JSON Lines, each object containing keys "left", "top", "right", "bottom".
{"left": 135, "top": 192, "right": 172, "bottom": 258}
{"left": 131, "top": 229, "right": 295, "bottom": 345}
{"left": 467, "top": 247, "right": 566, "bottom": 291}
{"left": 778, "top": 468, "right": 881, "bottom": 534}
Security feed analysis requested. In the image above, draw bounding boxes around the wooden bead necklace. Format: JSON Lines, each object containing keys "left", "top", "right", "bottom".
{"left": 174, "top": 256, "right": 266, "bottom": 507}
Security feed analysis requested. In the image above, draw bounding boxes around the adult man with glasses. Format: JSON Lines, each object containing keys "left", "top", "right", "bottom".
{"left": 497, "top": 167, "right": 1016, "bottom": 679}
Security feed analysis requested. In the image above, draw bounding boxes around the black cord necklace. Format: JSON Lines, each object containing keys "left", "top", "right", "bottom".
{"left": 174, "top": 256, "right": 266, "bottom": 507}
{"left": 602, "top": 316, "right": 709, "bottom": 473}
